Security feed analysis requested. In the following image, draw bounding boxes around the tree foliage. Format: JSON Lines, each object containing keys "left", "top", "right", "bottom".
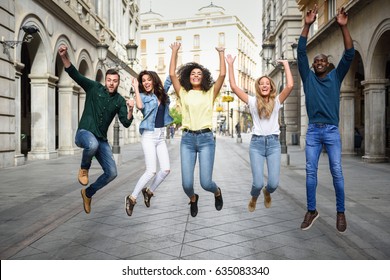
{"left": 170, "top": 107, "right": 182, "bottom": 126}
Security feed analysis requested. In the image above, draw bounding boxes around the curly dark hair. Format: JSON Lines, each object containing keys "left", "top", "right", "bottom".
{"left": 137, "top": 70, "right": 168, "bottom": 104}
{"left": 177, "top": 62, "right": 214, "bottom": 92}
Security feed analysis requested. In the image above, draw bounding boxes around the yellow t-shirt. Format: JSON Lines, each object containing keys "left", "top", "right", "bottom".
{"left": 180, "top": 86, "right": 215, "bottom": 130}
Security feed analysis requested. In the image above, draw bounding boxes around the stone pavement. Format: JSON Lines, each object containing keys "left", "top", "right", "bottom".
{"left": 0, "top": 133, "right": 389, "bottom": 260}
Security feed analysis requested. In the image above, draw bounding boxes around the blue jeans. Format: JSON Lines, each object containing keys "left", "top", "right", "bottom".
{"left": 180, "top": 131, "right": 218, "bottom": 198}
{"left": 305, "top": 124, "right": 345, "bottom": 212}
{"left": 249, "top": 134, "right": 281, "bottom": 197}
{"left": 75, "top": 129, "right": 117, "bottom": 198}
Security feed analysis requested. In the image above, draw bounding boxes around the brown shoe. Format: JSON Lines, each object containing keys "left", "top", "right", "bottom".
{"left": 80, "top": 189, "right": 91, "bottom": 214}
{"left": 125, "top": 195, "right": 136, "bottom": 216}
{"left": 336, "top": 212, "right": 347, "bottom": 233}
{"left": 300, "top": 210, "right": 319, "bottom": 230}
{"left": 141, "top": 188, "right": 154, "bottom": 208}
{"left": 248, "top": 196, "right": 258, "bottom": 212}
{"left": 78, "top": 168, "right": 89, "bottom": 186}
{"left": 263, "top": 188, "right": 272, "bottom": 208}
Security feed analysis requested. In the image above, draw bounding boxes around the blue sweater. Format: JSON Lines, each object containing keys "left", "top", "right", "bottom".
{"left": 297, "top": 36, "right": 355, "bottom": 126}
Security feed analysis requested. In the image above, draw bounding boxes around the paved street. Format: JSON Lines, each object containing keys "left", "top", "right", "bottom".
{"left": 0, "top": 133, "right": 389, "bottom": 260}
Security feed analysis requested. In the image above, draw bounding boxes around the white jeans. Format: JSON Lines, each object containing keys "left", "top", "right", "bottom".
{"left": 131, "top": 127, "right": 170, "bottom": 199}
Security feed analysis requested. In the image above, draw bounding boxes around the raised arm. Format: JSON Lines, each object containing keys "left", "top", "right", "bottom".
{"left": 225, "top": 54, "right": 248, "bottom": 104}
{"left": 131, "top": 77, "right": 143, "bottom": 110}
{"left": 163, "top": 75, "right": 172, "bottom": 93}
{"left": 58, "top": 44, "right": 71, "bottom": 68}
{"left": 336, "top": 7, "right": 353, "bottom": 50}
{"left": 213, "top": 47, "right": 226, "bottom": 100}
{"left": 277, "top": 60, "right": 294, "bottom": 104}
{"left": 301, "top": 4, "right": 318, "bottom": 38}
{"left": 169, "top": 42, "right": 182, "bottom": 97}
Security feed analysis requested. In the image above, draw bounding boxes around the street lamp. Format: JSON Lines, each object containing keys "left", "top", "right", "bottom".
{"left": 291, "top": 42, "right": 298, "bottom": 61}
{"left": 261, "top": 43, "right": 275, "bottom": 68}
{"left": 112, "top": 116, "right": 120, "bottom": 155}
{"left": 279, "top": 70, "right": 287, "bottom": 154}
{"left": 222, "top": 90, "right": 233, "bottom": 136}
{"left": 125, "top": 39, "right": 138, "bottom": 67}
{"left": 0, "top": 25, "right": 39, "bottom": 60}
{"left": 96, "top": 38, "right": 138, "bottom": 70}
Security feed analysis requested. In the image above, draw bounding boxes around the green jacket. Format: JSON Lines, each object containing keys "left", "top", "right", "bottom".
{"left": 65, "top": 64, "right": 133, "bottom": 140}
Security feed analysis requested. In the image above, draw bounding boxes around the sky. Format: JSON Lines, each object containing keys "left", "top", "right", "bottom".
{"left": 139, "top": 0, "right": 262, "bottom": 40}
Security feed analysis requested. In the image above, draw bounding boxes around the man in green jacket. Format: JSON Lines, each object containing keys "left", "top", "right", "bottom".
{"left": 58, "top": 44, "right": 134, "bottom": 214}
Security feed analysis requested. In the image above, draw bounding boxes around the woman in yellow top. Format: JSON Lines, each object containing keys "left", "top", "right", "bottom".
{"left": 169, "top": 42, "right": 226, "bottom": 217}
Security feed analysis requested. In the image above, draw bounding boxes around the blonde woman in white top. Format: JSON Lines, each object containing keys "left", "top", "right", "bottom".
{"left": 226, "top": 54, "right": 293, "bottom": 212}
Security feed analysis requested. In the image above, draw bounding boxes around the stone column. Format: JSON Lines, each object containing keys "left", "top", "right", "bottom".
{"left": 14, "top": 62, "right": 26, "bottom": 166}
{"left": 361, "top": 79, "right": 389, "bottom": 163}
{"left": 57, "top": 83, "right": 81, "bottom": 155}
{"left": 28, "top": 73, "right": 59, "bottom": 160}
{"left": 339, "top": 88, "right": 355, "bottom": 155}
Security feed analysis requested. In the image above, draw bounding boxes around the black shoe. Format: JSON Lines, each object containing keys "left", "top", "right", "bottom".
{"left": 142, "top": 188, "right": 153, "bottom": 208}
{"left": 189, "top": 194, "right": 199, "bottom": 217}
{"left": 215, "top": 187, "right": 223, "bottom": 211}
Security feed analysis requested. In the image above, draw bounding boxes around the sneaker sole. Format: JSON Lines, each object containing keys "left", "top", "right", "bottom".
{"left": 301, "top": 213, "right": 320, "bottom": 231}
{"left": 337, "top": 228, "right": 347, "bottom": 234}
{"left": 78, "top": 179, "right": 88, "bottom": 186}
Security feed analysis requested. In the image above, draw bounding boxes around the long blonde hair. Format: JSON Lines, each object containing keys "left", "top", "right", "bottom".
{"left": 254, "top": 76, "right": 277, "bottom": 119}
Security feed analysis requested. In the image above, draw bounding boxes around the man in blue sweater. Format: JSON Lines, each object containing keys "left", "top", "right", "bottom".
{"left": 297, "top": 5, "right": 354, "bottom": 233}
{"left": 58, "top": 45, "right": 134, "bottom": 214}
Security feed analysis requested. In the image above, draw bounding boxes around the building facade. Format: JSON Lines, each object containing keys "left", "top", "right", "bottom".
{"left": 139, "top": 2, "right": 260, "bottom": 135}
{"left": 261, "top": 0, "right": 307, "bottom": 147}
{"left": 0, "top": 0, "right": 141, "bottom": 168}
{"left": 262, "top": 0, "right": 390, "bottom": 162}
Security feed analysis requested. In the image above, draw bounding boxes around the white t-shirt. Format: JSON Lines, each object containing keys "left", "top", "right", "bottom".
{"left": 248, "top": 95, "right": 281, "bottom": 135}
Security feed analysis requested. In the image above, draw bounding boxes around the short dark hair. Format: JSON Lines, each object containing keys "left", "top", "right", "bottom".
{"left": 105, "top": 69, "right": 120, "bottom": 79}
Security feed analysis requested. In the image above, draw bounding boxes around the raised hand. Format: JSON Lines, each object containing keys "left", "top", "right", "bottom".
{"left": 276, "top": 59, "right": 289, "bottom": 66}
{"left": 336, "top": 7, "right": 349, "bottom": 27}
{"left": 131, "top": 77, "right": 138, "bottom": 89}
{"left": 126, "top": 99, "right": 134, "bottom": 109}
{"left": 305, "top": 4, "right": 318, "bottom": 26}
{"left": 170, "top": 42, "right": 181, "bottom": 52}
{"left": 225, "top": 54, "right": 236, "bottom": 65}
{"left": 58, "top": 45, "right": 68, "bottom": 57}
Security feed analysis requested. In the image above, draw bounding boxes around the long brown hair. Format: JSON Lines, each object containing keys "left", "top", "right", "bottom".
{"left": 254, "top": 76, "right": 277, "bottom": 119}
{"left": 137, "top": 70, "right": 168, "bottom": 104}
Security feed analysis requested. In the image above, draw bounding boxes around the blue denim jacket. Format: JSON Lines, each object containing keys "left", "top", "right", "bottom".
{"left": 139, "top": 77, "right": 173, "bottom": 135}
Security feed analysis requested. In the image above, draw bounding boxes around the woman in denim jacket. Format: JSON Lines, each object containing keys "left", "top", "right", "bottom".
{"left": 125, "top": 71, "right": 173, "bottom": 216}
